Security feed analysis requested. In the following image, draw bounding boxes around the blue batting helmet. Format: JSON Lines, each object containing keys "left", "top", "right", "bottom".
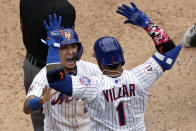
{"left": 60, "top": 28, "right": 83, "bottom": 60}
{"left": 94, "top": 36, "right": 125, "bottom": 66}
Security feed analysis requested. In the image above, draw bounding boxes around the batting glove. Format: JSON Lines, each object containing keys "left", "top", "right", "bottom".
{"left": 116, "top": 2, "right": 151, "bottom": 29}
{"left": 42, "top": 13, "right": 62, "bottom": 65}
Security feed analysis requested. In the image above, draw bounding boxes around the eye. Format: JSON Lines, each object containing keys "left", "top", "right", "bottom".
{"left": 60, "top": 45, "right": 68, "bottom": 50}
{"left": 71, "top": 44, "right": 78, "bottom": 49}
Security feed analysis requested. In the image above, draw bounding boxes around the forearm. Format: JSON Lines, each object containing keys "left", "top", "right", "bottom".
{"left": 145, "top": 22, "right": 176, "bottom": 53}
{"left": 46, "top": 63, "right": 62, "bottom": 72}
{"left": 23, "top": 96, "right": 41, "bottom": 114}
{"left": 47, "top": 69, "right": 73, "bottom": 96}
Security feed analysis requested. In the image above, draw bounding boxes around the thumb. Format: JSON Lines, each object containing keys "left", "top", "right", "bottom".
{"left": 41, "top": 39, "right": 47, "bottom": 45}
{"left": 51, "top": 91, "right": 58, "bottom": 97}
{"left": 124, "top": 20, "right": 130, "bottom": 24}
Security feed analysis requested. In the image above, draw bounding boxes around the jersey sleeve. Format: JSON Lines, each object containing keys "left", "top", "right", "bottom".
{"left": 130, "top": 57, "right": 164, "bottom": 92}
{"left": 26, "top": 67, "right": 48, "bottom": 98}
{"left": 71, "top": 76, "right": 99, "bottom": 103}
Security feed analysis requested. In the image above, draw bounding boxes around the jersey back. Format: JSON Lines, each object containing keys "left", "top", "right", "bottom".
{"left": 72, "top": 57, "right": 163, "bottom": 131}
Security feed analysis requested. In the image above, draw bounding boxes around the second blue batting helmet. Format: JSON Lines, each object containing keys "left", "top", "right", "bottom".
{"left": 60, "top": 28, "right": 83, "bottom": 59}
{"left": 94, "top": 36, "right": 125, "bottom": 66}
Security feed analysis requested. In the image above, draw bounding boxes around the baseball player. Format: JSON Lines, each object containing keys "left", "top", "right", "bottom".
{"left": 20, "top": 0, "right": 76, "bottom": 130}
{"left": 42, "top": 2, "right": 182, "bottom": 131}
{"left": 182, "top": 23, "right": 196, "bottom": 47}
{"left": 23, "top": 14, "right": 102, "bottom": 131}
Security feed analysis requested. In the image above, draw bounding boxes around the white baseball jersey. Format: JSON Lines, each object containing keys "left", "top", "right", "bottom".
{"left": 26, "top": 60, "right": 102, "bottom": 131}
{"left": 71, "top": 57, "right": 163, "bottom": 131}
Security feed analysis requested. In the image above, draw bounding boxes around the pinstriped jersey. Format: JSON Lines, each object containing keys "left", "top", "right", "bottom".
{"left": 26, "top": 60, "right": 102, "bottom": 131}
{"left": 71, "top": 57, "right": 163, "bottom": 131}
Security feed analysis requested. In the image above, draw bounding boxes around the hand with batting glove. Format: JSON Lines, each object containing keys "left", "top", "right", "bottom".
{"left": 116, "top": 2, "right": 151, "bottom": 29}
{"left": 42, "top": 13, "right": 62, "bottom": 65}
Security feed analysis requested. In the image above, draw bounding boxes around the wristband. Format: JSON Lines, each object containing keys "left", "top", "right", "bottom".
{"left": 28, "top": 97, "right": 43, "bottom": 111}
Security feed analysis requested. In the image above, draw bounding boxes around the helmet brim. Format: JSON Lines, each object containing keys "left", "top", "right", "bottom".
{"left": 60, "top": 39, "right": 80, "bottom": 46}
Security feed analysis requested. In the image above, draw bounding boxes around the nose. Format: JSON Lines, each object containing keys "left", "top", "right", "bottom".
{"left": 67, "top": 47, "right": 75, "bottom": 55}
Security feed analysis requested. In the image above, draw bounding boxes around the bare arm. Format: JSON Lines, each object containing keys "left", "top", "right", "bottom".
{"left": 23, "top": 95, "right": 38, "bottom": 114}
{"left": 23, "top": 85, "right": 57, "bottom": 114}
{"left": 46, "top": 64, "right": 62, "bottom": 72}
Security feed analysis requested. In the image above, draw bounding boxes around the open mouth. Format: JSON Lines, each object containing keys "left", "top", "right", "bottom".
{"left": 66, "top": 57, "right": 75, "bottom": 64}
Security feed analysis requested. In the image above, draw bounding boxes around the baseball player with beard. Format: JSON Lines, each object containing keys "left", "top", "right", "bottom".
{"left": 43, "top": 2, "right": 182, "bottom": 131}
{"left": 23, "top": 14, "right": 102, "bottom": 131}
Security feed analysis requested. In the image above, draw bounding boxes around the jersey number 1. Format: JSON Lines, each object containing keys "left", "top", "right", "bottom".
{"left": 116, "top": 101, "right": 126, "bottom": 126}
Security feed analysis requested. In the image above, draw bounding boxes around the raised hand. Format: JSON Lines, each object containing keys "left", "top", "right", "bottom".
{"left": 42, "top": 14, "right": 62, "bottom": 65}
{"left": 39, "top": 85, "right": 58, "bottom": 104}
{"left": 43, "top": 13, "right": 62, "bottom": 45}
{"left": 116, "top": 2, "right": 151, "bottom": 29}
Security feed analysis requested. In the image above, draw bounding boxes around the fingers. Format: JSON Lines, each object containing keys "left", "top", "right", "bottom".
{"left": 117, "top": 4, "right": 134, "bottom": 17}
{"left": 40, "top": 85, "right": 58, "bottom": 104}
{"left": 43, "top": 20, "right": 49, "bottom": 31}
{"left": 43, "top": 13, "right": 61, "bottom": 30}
{"left": 51, "top": 91, "right": 58, "bottom": 97}
{"left": 57, "top": 16, "right": 62, "bottom": 28}
{"left": 53, "top": 13, "right": 57, "bottom": 27}
{"left": 117, "top": 6, "right": 127, "bottom": 12}
{"left": 45, "top": 85, "right": 58, "bottom": 96}
{"left": 119, "top": 3, "right": 138, "bottom": 12}
{"left": 42, "top": 85, "right": 50, "bottom": 95}
{"left": 43, "top": 85, "right": 49, "bottom": 94}
{"left": 122, "top": 4, "right": 131, "bottom": 10}
{"left": 130, "top": 2, "right": 138, "bottom": 10}
{"left": 41, "top": 85, "right": 47, "bottom": 96}
{"left": 49, "top": 15, "right": 53, "bottom": 28}
{"left": 45, "top": 85, "right": 51, "bottom": 92}
{"left": 116, "top": 10, "right": 127, "bottom": 17}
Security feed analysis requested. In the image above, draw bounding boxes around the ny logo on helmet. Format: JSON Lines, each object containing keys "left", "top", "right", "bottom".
{"left": 64, "top": 32, "right": 71, "bottom": 40}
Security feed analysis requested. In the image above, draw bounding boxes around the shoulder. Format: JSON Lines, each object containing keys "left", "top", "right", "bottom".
{"left": 128, "top": 57, "right": 163, "bottom": 79}
{"left": 38, "top": 66, "right": 47, "bottom": 76}
{"left": 77, "top": 60, "right": 97, "bottom": 66}
{"left": 26, "top": 67, "right": 47, "bottom": 97}
{"left": 32, "top": 66, "right": 47, "bottom": 83}
{"left": 76, "top": 60, "right": 102, "bottom": 76}
{"left": 76, "top": 60, "right": 100, "bottom": 70}
{"left": 122, "top": 70, "right": 137, "bottom": 79}
{"left": 74, "top": 75, "right": 102, "bottom": 87}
